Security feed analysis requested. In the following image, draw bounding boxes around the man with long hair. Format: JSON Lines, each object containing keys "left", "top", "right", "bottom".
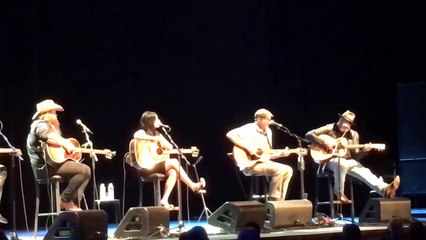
{"left": 131, "top": 111, "right": 206, "bottom": 209}
{"left": 27, "top": 99, "right": 91, "bottom": 211}
{"left": 305, "top": 110, "right": 400, "bottom": 202}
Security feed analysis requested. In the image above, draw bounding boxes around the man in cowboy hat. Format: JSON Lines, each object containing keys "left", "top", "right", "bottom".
{"left": 27, "top": 99, "right": 91, "bottom": 211}
{"left": 226, "top": 108, "right": 293, "bottom": 201}
{"left": 305, "top": 110, "right": 400, "bottom": 202}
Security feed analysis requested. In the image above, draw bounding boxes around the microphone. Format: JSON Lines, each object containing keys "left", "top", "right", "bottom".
{"left": 159, "top": 123, "right": 171, "bottom": 129}
{"left": 76, "top": 119, "right": 93, "bottom": 134}
{"left": 269, "top": 120, "right": 284, "bottom": 128}
{"left": 157, "top": 120, "right": 171, "bottom": 132}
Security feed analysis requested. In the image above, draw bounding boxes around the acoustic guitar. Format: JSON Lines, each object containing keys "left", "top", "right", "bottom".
{"left": 129, "top": 139, "right": 199, "bottom": 170}
{"left": 232, "top": 145, "right": 308, "bottom": 169}
{"left": 310, "top": 134, "right": 386, "bottom": 163}
{"left": 44, "top": 138, "right": 116, "bottom": 164}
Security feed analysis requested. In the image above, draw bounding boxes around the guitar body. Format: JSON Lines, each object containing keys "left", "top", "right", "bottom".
{"left": 45, "top": 138, "right": 116, "bottom": 164}
{"left": 309, "top": 134, "right": 385, "bottom": 163}
{"left": 232, "top": 145, "right": 308, "bottom": 169}
{"left": 232, "top": 145, "right": 268, "bottom": 169}
{"left": 45, "top": 138, "right": 82, "bottom": 164}
{"left": 310, "top": 135, "right": 349, "bottom": 163}
{"left": 130, "top": 139, "right": 169, "bottom": 170}
{"left": 129, "top": 139, "right": 199, "bottom": 170}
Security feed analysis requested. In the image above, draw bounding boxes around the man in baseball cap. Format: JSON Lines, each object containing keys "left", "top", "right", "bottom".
{"left": 226, "top": 108, "right": 293, "bottom": 201}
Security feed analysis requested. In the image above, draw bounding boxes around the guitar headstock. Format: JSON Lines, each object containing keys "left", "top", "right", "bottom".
{"left": 286, "top": 147, "right": 309, "bottom": 156}
{"left": 13, "top": 149, "right": 22, "bottom": 156}
{"left": 368, "top": 144, "right": 386, "bottom": 151}
{"left": 298, "top": 148, "right": 309, "bottom": 156}
{"left": 191, "top": 146, "right": 200, "bottom": 157}
{"left": 104, "top": 149, "right": 117, "bottom": 159}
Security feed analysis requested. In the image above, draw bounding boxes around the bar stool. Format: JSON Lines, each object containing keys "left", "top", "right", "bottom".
{"left": 138, "top": 173, "right": 166, "bottom": 207}
{"left": 227, "top": 153, "right": 269, "bottom": 201}
{"left": 314, "top": 164, "right": 355, "bottom": 222}
{"left": 34, "top": 174, "right": 63, "bottom": 239}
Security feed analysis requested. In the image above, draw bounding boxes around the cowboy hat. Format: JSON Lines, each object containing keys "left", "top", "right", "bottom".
{"left": 32, "top": 99, "right": 64, "bottom": 120}
{"left": 338, "top": 110, "right": 355, "bottom": 125}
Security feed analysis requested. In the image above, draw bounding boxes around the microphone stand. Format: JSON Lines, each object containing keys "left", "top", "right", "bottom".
{"left": 192, "top": 156, "right": 211, "bottom": 221}
{"left": 80, "top": 127, "right": 98, "bottom": 210}
{"left": 161, "top": 127, "right": 190, "bottom": 231}
{"left": 0, "top": 124, "right": 24, "bottom": 240}
{"left": 274, "top": 125, "right": 309, "bottom": 199}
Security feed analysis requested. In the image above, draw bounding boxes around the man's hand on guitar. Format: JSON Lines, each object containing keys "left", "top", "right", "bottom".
{"left": 248, "top": 147, "right": 263, "bottom": 157}
{"left": 63, "top": 141, "right": 76, "bottom": 154}
{"left": 363, "top": 143, "right": 373, "bottom": 152}
{"left": 279, "top": 147, "right": 291, "bottom": 157}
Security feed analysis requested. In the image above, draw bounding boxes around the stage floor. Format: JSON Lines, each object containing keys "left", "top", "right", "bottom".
{"left": 0, "top": 219, "right": 397, "bottom": 240}
{"left": 8, "top": 210, "right": 426, "bottom": 240}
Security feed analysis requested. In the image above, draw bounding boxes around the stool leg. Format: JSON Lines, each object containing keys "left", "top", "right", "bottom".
{"left": 249, "top": 177, "right": 254, "bottom": 200}
{"left": 314, "top": 176, "right": 319, "bottom": 217}
{"left": 328, "top": 176, "right": 335, "bottom": 218}
{"left": 139, "top": 179, "right": 143, "bottom": 207}
{"left": 34, "top": 184, "right": 40, "bottom": 239}
{"left": 154, "top": 180, "right": 161, "bottom": 206}
{"left": 350, "top": 179, "right": 355, "bottom": 223}
{"left": 115, "top": 201, "right": 121, "bottom": 223}
{"left": 55, "top": 181, "right": 61, "bottom": 213}
{"left": 262, "top": 176, "right": 268, "bottom": 200}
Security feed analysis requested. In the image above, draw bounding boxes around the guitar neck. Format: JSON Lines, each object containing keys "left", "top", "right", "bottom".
{"left": 346, "top": 145, "right": 366, "bottom": 149}
{"left": 0, "top": 148, "right": 21, "bottom": 154}
{"left": 78, "top": 148, "right": 109, "bottom": 155}
{"left": 346, "top": 144, "right": 384, "bottom": 149}
{"left": 269, "top": 148, "right": 304, "bottom": 155}
{"left": 164, "top": 149, "right": 194, "bottom": 155}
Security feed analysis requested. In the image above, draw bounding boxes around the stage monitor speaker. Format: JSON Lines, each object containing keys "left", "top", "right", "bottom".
{"left": 114, "top": 207, "right": 169, "bottom": 238}
{"left": 207, "top": 201, "right": 266, "bottom": 233}
{"left": 44, "top": 210, "right": 108, "bottom": 240}
{"left": 359, "top": 198, "right": 411, "bottom": 223}
{"left": 264, "top": 199, "right": 313, "bottom": 229}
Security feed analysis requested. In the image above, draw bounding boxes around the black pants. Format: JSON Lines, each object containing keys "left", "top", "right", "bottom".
{"left": 56, "top": 160, "right": 91, "bottom": 204}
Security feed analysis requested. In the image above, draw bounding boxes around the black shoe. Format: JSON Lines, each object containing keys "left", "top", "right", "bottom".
{"left": 0, "top": 214, "right": 8, "bottom": 224}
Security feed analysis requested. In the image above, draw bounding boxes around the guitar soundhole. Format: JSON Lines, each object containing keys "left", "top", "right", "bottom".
{"left": 156, "top": 148, "right": 163, "bottom": 155}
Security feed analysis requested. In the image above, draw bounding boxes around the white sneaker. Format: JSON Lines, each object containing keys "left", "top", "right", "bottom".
{"left": 0, "top": 214, "right": 8, "bottom": 224}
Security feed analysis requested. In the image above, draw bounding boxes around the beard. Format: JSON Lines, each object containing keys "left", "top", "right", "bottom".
{"left": 49, "top": 118, "right": 62, "bottom": 135}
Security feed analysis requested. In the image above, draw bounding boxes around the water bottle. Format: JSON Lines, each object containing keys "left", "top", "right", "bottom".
{"left": 100, "top": 183, "right": 106, "bottom": 201}
{"left": 108, "top": 183, "right": 114, "bottom": 200}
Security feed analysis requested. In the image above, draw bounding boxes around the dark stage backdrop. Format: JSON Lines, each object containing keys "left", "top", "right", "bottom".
{"left": 1, "top": 1, "right": 425, "bottom": 229}
{"left": 398, "top": 83, "right": 426, "bottom": 195}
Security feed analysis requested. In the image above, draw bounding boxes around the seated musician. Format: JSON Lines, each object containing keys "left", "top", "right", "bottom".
{"left": 27, "top": 99, "right": 91, "bottom": 211}
{"left": 305, "top": 110, "right": 400, "bottom": 202}
{"left": 130, "top": 111, "right": 206, "bottom": 209}
{"left": 226, "top": 108, "right": 293, "bottom": 201}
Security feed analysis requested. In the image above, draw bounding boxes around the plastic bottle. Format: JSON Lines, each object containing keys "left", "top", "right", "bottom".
{"left": 100, "top": 183, "right": 106, "bottom": 201}
{"left": 108, "top": 183, "right": 114, "bottom": 200}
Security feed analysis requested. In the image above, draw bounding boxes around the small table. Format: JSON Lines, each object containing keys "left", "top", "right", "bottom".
{"left": 95, "top": 199, "right": 121, "bottom": 223}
